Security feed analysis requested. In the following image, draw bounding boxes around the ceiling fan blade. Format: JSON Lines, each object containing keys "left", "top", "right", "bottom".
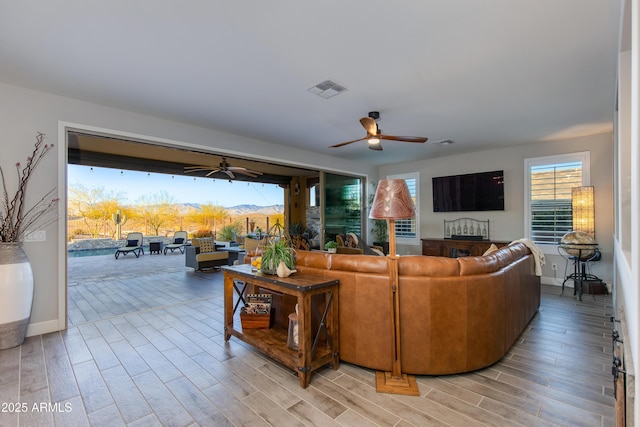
{"left": 235, "top": 170, "right": 262, "bottom": 178}
{"left": 360, "top": 117, "right": 378, "bottom": 136}
{"left": 184, "top": 166, "right": 215, "bottom": 173}
{"left": 368, "top": 142, "right": 383, "bottom": 151}
{"left": 329, "top": 137, "right": 367, "bottom": 148}
{"left": 228, "top": 166, "right": 263, "bottom": 175}
{"left": 186, "top": 158, "right": 264, "bottom": 180}
{"left": 379, "top": 134, "right": 428, "bottom": 143}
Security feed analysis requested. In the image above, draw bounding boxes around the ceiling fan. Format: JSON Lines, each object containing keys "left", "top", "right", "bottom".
{"left": 330, "top": 111, "right": 428, "bottom": 151}
{"left": 184, "top": 157, "right": 263, "bottom": 180}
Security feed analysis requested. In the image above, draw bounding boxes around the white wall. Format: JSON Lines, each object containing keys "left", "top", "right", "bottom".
{"left": 379, "top": 133, "right": 615, "bottom": 288}
{"left": 615, "top": 0, "right": 640, "bottom": 421}
{"left": 0, "top": 82, "right": 377, "bottom": 335}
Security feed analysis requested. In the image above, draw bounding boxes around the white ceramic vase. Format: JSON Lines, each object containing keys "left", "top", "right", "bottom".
{"left": 0, "top": 244, "right": 34, "bottom": 350}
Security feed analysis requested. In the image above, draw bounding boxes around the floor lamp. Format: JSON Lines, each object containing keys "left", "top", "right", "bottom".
{"left": 369, "top": 179, "right": 420, "bottom": 396}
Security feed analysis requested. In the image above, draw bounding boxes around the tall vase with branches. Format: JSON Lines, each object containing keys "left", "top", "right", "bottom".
{"left": 0, "top": 132, "right": 58, "bottom": 350}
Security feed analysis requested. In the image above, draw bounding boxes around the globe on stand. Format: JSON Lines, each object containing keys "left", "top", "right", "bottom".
{"left": 560, "top": 231, "right": 596, "bottom": 259}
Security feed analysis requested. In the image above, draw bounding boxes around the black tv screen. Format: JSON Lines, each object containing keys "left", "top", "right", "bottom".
{"left": 432, "top": 170, "right": 504, "bottom": 212}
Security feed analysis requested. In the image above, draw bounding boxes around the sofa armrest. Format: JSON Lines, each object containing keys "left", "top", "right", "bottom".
{"left": 185, "top": 245, "right": 199, "bottom": 269}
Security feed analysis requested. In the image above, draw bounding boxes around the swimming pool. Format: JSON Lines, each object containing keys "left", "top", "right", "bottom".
{"left": 67, "top": 248, "right": 118, "bottom": 257}
{"left": 67, "top": 246, "right": 153, "bottom": 257}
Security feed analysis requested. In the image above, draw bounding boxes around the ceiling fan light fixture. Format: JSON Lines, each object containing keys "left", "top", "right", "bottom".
{"left": 329, "top": 112, "right": 427, "bottom": 149}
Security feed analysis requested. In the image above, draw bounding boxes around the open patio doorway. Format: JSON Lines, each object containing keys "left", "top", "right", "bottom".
{"left": 63, "top": 127, "right": 323, "bottom": 327}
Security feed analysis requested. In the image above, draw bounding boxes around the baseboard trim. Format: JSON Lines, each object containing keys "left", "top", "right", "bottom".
{"left": 541, "top": 276, "right": 565, "bottom": 286}
{"left": 26, "top": 319, "right": 62, "bottom": 337}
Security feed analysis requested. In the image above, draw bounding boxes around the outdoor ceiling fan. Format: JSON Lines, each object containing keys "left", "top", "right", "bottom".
{"left": 330, "top": 111, "right": 428, "bottom": 151}
{"left": 184, "top": 157, "right": 263, "bottom": 180}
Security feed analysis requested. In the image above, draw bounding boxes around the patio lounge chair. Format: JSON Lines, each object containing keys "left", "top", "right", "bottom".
{"left": 164, "top": 231, "right": 188, "bottom": 255}
{"left": 115, "top": 232, "right": 144, "bottom": 259}
{"left": 185, "top": 238, "right": 229, "bottom": 271}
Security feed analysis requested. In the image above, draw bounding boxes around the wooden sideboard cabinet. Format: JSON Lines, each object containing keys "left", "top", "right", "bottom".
{"left": 421, "top": 238, "right": 510, "bottom": 257}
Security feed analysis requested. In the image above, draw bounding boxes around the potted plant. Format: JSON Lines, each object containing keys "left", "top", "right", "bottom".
{"left": 369, "top": 185, "right": 389, "bottom": 254}
{"left": 324, "top": 240, "right": 338, "bottom": 253}
{"left": 260, "top": 237, "right": 296, "bottom": 276}
{"left": 1, "top": 133, "right": 58, "bottom": 349}
{"left": 371, "top": 219, "right": 389, "bottom": 254}
{"left": 288, "top": 220, "right": 306, "bottom": 237}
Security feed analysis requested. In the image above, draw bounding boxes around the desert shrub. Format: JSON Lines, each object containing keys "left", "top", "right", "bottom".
{"left": 219, "top": 224, "right": 242, "bottom": 241}
{"left": 193, "top": 228, "right": 213, "bottom": 238}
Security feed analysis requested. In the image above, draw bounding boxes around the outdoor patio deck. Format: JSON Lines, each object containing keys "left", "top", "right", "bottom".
{"left": 68, "top": 251, "right": 219, "bottom": 326}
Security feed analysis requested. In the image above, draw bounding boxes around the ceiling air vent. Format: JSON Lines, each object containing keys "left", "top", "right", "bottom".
{"left": 308, "top": 79, "right": 348, "bottom": 99}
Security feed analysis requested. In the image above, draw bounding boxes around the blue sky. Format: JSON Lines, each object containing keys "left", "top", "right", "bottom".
{"left": 68, "top": 165, "right": 284, "bottom": 207}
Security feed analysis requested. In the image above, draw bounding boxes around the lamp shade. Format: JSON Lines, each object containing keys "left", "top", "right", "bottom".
{"left": 369, "top": 179, "right": 415, "bottom": 220}
{"left": 572, "top": 186, "right": 594, "bottom": 237}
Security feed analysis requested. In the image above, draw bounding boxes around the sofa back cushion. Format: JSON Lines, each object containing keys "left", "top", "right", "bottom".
{"left": 399, "top": 256, "right": 460, "bottom": 277}
{"left": 506, "top": 242, "right": 528, "bottom": 259}
{"left": 295, "top": 250, "right": 331, "bottom": 269}
{"left": 457, "top": 254, "right": 499, "bottom": 276}
{"left": 330, "top": 253, "right": 389, "bottom": 274}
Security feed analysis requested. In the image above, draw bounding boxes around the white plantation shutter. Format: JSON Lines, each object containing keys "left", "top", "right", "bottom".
{"left": 525, "top": 153, "right": 590, "bottom": 246}
{"left": 395, "top": 177, "right": 416, "bottom": 238}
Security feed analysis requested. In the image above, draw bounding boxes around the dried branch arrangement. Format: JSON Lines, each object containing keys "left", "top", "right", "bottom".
{"left": 1, "top": 132, "right": 58, "bottom": 242}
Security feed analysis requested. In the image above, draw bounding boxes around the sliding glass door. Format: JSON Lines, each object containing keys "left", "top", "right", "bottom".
{"left": 321, "top": 172, "right": 364, "bottom": 247}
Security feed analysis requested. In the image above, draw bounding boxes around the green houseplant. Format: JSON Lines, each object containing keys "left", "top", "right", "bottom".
{"left": 324, "top": 240, "right": 337, "bottom": 253}
{"left": 369, "top": 183, "right": 388, "bottom": 253}
{"left": 260, "top": 237, "right": 295, "bottom": 275}
{"left": 371, "top": 219, "right": 389, "bottom": 254}
{"left": 288, "top": 220, "right": 306, "bottom": 237}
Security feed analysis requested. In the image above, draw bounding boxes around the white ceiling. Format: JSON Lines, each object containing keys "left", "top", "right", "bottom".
{"left": 0, "top": 1, "right": 623, "bottom": 166}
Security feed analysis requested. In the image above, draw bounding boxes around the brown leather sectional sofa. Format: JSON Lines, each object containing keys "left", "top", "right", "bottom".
{"left": 294, "top": 242, "right": 540, "bottom": 375}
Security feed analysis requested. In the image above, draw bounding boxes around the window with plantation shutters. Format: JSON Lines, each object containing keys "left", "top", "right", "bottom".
{"left": 525, "top": 152, "right": 590, "bottom": 247}
{"left": 387, "top": 172, "right": 419, "bottom": 245}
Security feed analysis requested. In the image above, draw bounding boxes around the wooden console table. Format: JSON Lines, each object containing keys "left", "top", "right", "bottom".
{"left": 223, "top": 264, "right": 339, "bottom": 388}
{"left": 421, "top": 238, "right": 510, "bottom": 257}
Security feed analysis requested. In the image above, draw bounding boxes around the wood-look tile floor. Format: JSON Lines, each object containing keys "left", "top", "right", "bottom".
{"left": 0, "top": 254, "right": 615, "bottom": 426}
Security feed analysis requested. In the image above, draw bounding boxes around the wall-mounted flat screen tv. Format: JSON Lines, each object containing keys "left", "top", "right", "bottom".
{"left": 432, "top": 170, "right": 504, "bottom": 212}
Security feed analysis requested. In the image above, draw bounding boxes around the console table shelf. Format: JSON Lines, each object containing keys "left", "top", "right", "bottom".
{"left": 236, "top": 326, "right": 334, "bottom": 372}
{"left": 223, "top": 264, "right": 339, "bottom": 388}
